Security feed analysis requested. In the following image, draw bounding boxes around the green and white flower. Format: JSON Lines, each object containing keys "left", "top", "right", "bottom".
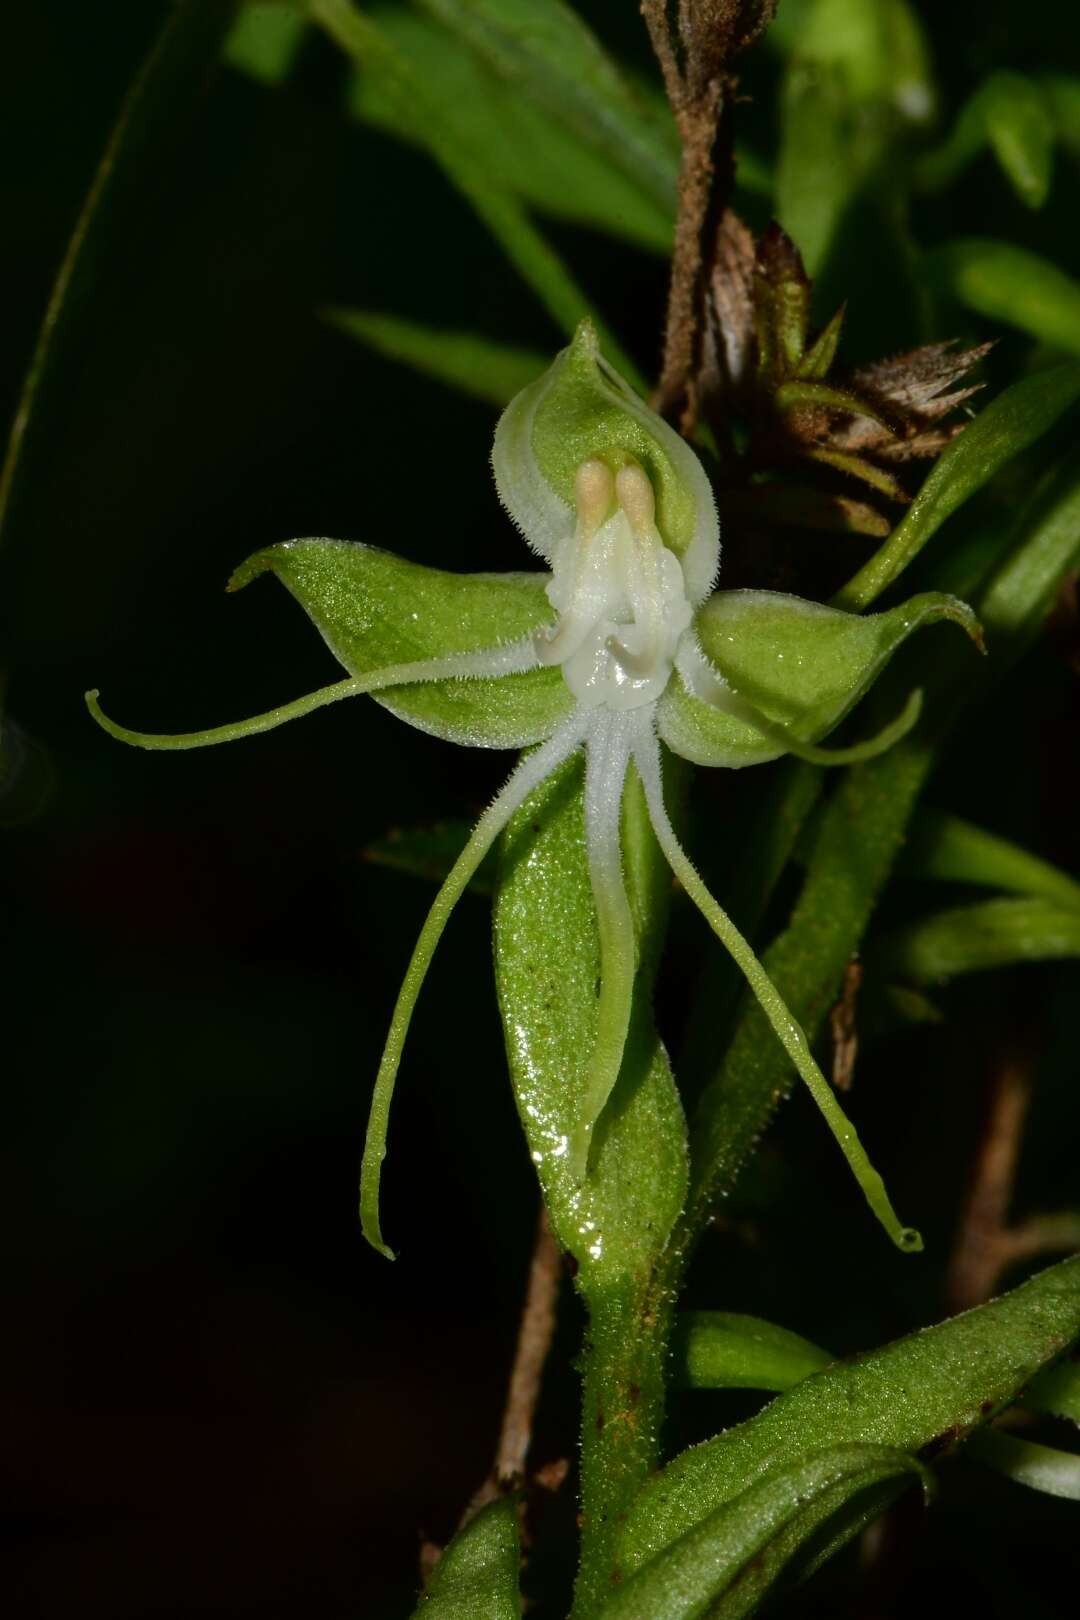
{"left": 88, "top": 320, "right": 980, "bottom": 1258}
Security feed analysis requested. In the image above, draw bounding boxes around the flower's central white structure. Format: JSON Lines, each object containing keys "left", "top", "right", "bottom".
{"left": 92, "top": 321, "right": 980, "bottom": 1260}
{"left": 537, "top": 458, "right": 693, "bottom": 711}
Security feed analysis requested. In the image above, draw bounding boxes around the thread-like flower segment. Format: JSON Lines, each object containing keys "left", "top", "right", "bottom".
{"left": 85, "top": 321, "right": 986, "bottom": 1256}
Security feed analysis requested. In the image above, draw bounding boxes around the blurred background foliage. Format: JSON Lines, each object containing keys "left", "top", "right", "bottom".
{"left": 2, "top": 1, "right": 1079, "bottom": 1615}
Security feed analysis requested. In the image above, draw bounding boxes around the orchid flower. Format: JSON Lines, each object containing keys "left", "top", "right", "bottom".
{"left": 88, "top": 320, "right": 980, "bottom": 1259}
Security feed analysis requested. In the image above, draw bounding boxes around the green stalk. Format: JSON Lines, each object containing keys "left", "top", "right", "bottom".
{"left": 572, "top": 1282, "right": 676, "bottom": 1619}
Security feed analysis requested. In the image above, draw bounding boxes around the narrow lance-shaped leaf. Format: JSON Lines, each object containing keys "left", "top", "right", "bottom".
{"left": 0, "top": 0, "right": 240, "bottom": 545}
{"left": 930, "top": 239, "right": 1080, "bottom": 360}
{"left": 323, "top": 309, "right": 548, "bottom": 407}
{"left": 411, "top": 1497, "right": 520, "bottom": 1619}
{"left": 916, "top": 71, "right": 1055, "bottom": 208}
{"left": 307, "top": 0, "right": 640, "bottom": 379}
{"left": 224, "top": 2, "right": 307, "bottom": 85}
{"left": 869, "top": 896, "right": 1080, "bottom": 984}
{"left": 675, "top": 445, "right": 1080, "bottom": 1262}
{"left": 415, "top": 0, "right": 679, "bottom": 216}
{"left": 967, "top": 1429, "right": 1080, "bottom": 1504}
{"left": 834, "top": 362, "right": 1080, "bottom": 610}
{"left": 495, "top": 756, "right": 689, "bottom": 1617}
{"left": 674, "top": 1311, "right": 832, "bottom": 1393}
{"left": 345, "top": 4, "right": 672, "bottom": 252}
{"left": 598, "top": 1445, "right": 929, "bottom": 1620}
{"left": 619, "top": 1255, "right": 1080, "bottom": 1571}
{"left": 1027, "top": 1357, "right": 1080, "bottom": 1426}
{"left": 897, "top": 808, "right": 1080, "bottom": 910}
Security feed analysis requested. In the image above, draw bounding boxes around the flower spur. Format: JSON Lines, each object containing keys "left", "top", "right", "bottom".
{"left": 87, "top": 321, "right": 980, "bottom": 1258}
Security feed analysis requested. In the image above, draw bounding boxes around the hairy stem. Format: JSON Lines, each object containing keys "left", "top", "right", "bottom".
{"left": 572, "top": 1280, "right": 676, "bottom": 1619}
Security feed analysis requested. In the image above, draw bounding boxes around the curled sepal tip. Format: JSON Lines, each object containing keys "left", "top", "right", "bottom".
{"left": 85, "top": 680, "right": 364, "bottom": 751}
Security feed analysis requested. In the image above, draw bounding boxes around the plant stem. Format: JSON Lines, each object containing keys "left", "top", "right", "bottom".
{"left": 571, "top": 1280, "right": 676, "bottom": 1619}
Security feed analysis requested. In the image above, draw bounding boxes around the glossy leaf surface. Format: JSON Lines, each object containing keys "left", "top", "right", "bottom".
{"left": 619, "top": 1256, "right": 1080, "bottom": 1571}
{"left": 231, "top": 540, "right": 571, "bottom": 748}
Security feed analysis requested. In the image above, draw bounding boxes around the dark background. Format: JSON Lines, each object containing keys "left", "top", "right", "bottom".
{"left": 2, "top": 3, "right": 1079, "bottom": 1615}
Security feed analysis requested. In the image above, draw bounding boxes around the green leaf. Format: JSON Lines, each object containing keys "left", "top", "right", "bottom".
{"left": 0, "top": 0, "right": 240, "bottom": 547}
{"left": 897, "top": 809, "right": 1080, "bottom": 909}
{"left": 412, "top": 1497, "right": 520, "bottom": 1618}
{"left": 224, "top": 2, "right": 308, "bottom": 85}
{"left": 307, "top": 0, "right": 638, "bottom": 378}
{"left": 494, "top": 757, "right": 687, "bottom": 1611}
{"left": 967, "top": 1429, "right": 1080, "bottom": 1503}
{"left": 1027, "top": 1357, "right": 1080, "bottom": 1425}
{"left": 323, "top": 310, "right": 548, "bottom": 407}
{"left": 663, "top": 589, "right": 979, "bottom": 767}
{"left": 494, "top": 758, "right": 685, "bottom": 1287}
{"left": 414, "top": 0, "right": 679, "bottom": 218}
{"left": 776, "top": 0, "right": 933, "bottom": 277}
{"left": 1042, "top": 74, "right": 1080, "bottom": 160}
{"left": 677, "top": 448, "right": 1080, "bottom": 1255}
{"left": 917, "top": 72, "right": 1055, "bottom": 208}
{"left": 674, "top": 1311, "right": 832, "bottom": 1392}
{"left": 931, "top": 240, "right": 1080, "bottom": 359}
{"left": 776, "top": 62, "right": 853, "bottom": 280}
{"left": 618, "top": 1256, "right": 1080, "bottom": 1572}
{"left": 869, "top": 896, "right": 1080, "bottom": 984}
{"left": 797, "top": 0, "right": 934, "bottom": 115}
{"left": 232, "top": 539, "right": 573, "bottom": 747}
{"left": 834, "top": 362, "right": 1080, "bottom": 610}
{"left": 345, "top": 5, "right": 672, "bottom": 252}
{"left": 599, "top": 1445, "right": 928, "bottom": 1619}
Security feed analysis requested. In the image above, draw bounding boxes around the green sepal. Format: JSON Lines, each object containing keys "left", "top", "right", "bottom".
{"left": 658, "top": 589, "right": 981, "bottom": 768}
{"left": 618, "top": 1254, "right": 1080, "bottom": 1573}
{"left": 410, "top": 1496, "right": 520, "bottom": 1619}
{"left": 232, "top": 539, "right": 574, "bottom": 747}
{"left": 492, "top": 320, "right": 718, "bottom": 601}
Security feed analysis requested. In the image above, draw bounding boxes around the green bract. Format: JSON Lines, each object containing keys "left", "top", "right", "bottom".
{"left": 87, "top": 321, "right": 982, "bottom": 1259}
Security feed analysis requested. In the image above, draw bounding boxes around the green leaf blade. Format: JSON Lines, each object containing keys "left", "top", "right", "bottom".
{"left": 932, "top": 240, "right": 1080, "bottom": 357}
{"left": 412, "top": 1497, "right": 521, "bottom": 1618}
{"left": 323, "top": 310, "right": 548, "bottom": 406}
{"left": 618, "top": 1255, "right": 1080, "bottom": 1572}
{"left": 675, "top": 1311, "right": 833, "bottom": 1393}
{"left": 870, "top": 896, "right": 1080, "bottom": 984}
{"left": 834, "top": 362, "right": 1080, "bottom": 610}
{"left": 898, "top": 809, "right": 1080, "bottom": 910}
{"left": 600, "top": 1445, "right": 928, "bottom": 1619}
